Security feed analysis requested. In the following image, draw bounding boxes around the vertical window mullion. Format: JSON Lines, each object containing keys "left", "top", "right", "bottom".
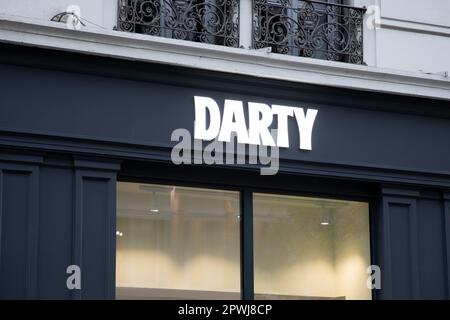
{"left": 240, "top": 189, "right": 254, "bottom": 300}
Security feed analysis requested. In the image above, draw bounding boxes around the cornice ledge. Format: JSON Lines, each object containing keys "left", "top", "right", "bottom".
{"left": 1, "top": 14, "right": 449, "bottom": 101}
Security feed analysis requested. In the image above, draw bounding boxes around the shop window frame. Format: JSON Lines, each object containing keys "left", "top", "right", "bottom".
{"left": 116, "top": 166, "right": 375, "bottom": 300}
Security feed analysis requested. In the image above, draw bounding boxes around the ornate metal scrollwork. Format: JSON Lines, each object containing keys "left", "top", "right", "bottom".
{"left": 253, "top": 0, "right": 365, "bottom": 64}
{"left": 117, "top": 0, "right": 240, "bottom": 47}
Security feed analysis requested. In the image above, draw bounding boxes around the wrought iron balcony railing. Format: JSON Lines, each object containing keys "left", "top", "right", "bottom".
{"left": 117, "top": 0, "right": 366, "bottom": 64}
{"left": 117, "top": 0, "right": 240, "bottom": 47}
{"left": 253, "top": 0, "right": 366, "bottom": 64}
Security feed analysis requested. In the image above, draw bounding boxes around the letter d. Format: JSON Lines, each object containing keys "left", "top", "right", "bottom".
{"left": 194, "top": 96, "right": 221, "bottom": 141}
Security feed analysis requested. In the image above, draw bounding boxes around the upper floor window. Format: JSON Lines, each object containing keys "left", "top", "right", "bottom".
{"left": 117, "top": 0, "right": 365, "bottom": 64}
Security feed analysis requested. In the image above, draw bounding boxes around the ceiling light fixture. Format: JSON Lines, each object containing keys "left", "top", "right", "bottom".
{"left": 320, "top": 207, "right": 332, "bottom": 226}
{"left": 148, "top": 190, "right": 160, "bottom": 214}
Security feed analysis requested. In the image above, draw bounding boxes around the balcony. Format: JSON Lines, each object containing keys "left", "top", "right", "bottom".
{"left": 117, "top": 0, "right": 366, "bottom": 64}
{"left": 117, "top": 0, "right": 240, "bottom": 47}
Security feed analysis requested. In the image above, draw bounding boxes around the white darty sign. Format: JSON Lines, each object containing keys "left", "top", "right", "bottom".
{"left": 194, "top": 96, "right": 318, "bottom": 150}
{"left": 170, "top": 96, "right": 319, "bottom": 175}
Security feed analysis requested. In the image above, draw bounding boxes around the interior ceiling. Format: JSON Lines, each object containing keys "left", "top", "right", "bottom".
{"left": 117, "top": 182, "right": 367, "bottom": 221}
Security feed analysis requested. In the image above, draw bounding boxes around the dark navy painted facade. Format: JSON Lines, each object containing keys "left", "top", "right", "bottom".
{"left": 0, "top": 43, "right": 450, "bottom": 299}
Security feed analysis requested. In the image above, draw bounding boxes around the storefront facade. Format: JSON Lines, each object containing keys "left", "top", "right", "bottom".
{"left": 1, "top": 42, "right": 450, "bottom": 300}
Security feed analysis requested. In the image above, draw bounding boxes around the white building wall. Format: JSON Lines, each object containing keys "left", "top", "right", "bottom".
{"left": 355, "top": 0, "right": 450, "bottom": 74}
{"left": 0, "top": 0, "right": 449, "bottom": 76}
{"left": 0, "top": 0, "right": 117, "bottom": 30}
{"left": 381, "top": 0, "right": 450, "bottom": 27}
{"left": 376, "top": 27, "right": 450, "bottom": 74}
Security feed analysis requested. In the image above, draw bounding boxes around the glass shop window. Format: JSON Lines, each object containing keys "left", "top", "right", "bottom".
{"left": 116, "top": 182, "right": 241, "bottom": 299}
{"left": 253, "top": 193, "right": 372, "bottom": 300}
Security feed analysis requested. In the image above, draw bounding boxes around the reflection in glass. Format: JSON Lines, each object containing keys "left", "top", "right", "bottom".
{"left": 253, "top": 193, "right": 371, "bottom": 300}
{"left": 116, "top": 182, "right": 240, "bottom": 299}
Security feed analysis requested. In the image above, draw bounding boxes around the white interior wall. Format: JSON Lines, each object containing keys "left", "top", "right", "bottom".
{"left": 116, "top": 216, "right": 241, "bottom": 293}
{"left": 333, "top": 204, "right": 372, "bottom": 300}
{"left": 116, "top": 183, "right": 372, "bottom": 300}
{"left": 116, "top": 183, "right": 242, "bottom": 295}
{"left": 253, "top": 196, "right": 371, "bottom": 300}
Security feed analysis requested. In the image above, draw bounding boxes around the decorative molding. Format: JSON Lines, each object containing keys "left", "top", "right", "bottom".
{"left": 381, "top": 187, "right": 421, "bottom": 198}
{"left": 382, "top": 196, "right": 420, "bottom": 299}
{"left": 73, "top": 169, "right": 117, "bottom": 299}
{"left": 443, "top": 191, "right": 450, "bottom": 299}
{"left": 2, "top": 132, "right": 450, "bottom": 189}
{"left": 380, "top": 17, "right": 450, "bottom": 38}
{"left": 0, "top": 162, "right": 39, "bottom": 299}
{"left": 0, "top": 14, "right": 449, "bottom": 100}
{"left": 0, "top": 151, "right": 44, "bottom": 165}
{"left": 73, "top": 158, "right": 121, "bottom": 172}
{"left": 443, "top": 198, "right": 450, "bottom": 299}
